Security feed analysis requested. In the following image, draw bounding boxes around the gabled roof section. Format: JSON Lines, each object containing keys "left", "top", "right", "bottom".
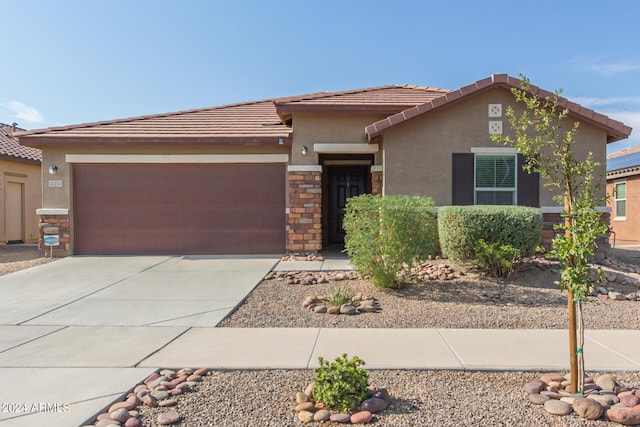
{"left": 365, "top": 74, "right": 633, "bottom": 144}
{"left": 274, "top": 85, "right": 451, "bottom": 119}
{"left": 16, "top": 100, "right": 293, "bottom": 147}
{"left": 0, "top": 123, "right": 41, "bottom": 162}
{"left": 606, "top": 145, "right": 640, "bottom": 178}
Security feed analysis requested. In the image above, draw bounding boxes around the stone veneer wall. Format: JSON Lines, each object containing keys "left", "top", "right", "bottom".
{"left": 541, "top": 212, "right": 611, "bottom": 261}
{"left": 371, "top": 170, "right": 383, "bottom": 196}
{"left": 39, "top": 214, "right": 71, "bottom": 256}
{"left": 288, "top": 170, "right": 322, "bottom": 252}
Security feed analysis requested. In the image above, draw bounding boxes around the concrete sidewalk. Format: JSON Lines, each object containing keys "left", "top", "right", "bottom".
{"left": 140, "top": 328, "right": 640, "bottom": 372}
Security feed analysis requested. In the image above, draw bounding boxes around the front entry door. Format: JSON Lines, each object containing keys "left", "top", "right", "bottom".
{"left": 6, "top": 181, "right": 24, "bottom": 243}
{"left": 328, "top": 166, "right": 368, "bottom": 244}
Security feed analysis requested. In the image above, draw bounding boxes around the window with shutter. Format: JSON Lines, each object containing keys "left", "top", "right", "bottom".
{"left": 474, "top": 154, "right": 516, "bottom": 205}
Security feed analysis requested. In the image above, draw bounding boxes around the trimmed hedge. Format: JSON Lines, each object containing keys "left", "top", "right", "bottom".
{"left": 438, "top": 205, "right": 542, "bottom": 261}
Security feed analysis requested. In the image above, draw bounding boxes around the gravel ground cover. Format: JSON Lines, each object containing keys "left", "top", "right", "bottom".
{"left": 0, "top": 245, "right": 56, "bottom": 276}
{"left": 134, "top": 370, "right": 640, "bottom": 427}
{"left": 219, "top": 258, "right": 640, "bottom": 330}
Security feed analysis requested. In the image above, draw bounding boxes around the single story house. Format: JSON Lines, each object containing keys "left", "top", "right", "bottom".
{"left": 0, "top": 122, "right": 42, "bottom": 244}
{"left": 16, "top": 74, "right": 632, "bottom": 256}
{"left": 607, "top": 145, "right": 640, "bottom": 244}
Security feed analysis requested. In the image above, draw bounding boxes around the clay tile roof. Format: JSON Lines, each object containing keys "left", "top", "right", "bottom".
{"left": 274, "top": 84, "right": 450, "bottom": 112}
{"left": 16, "top": 100, "right": 293, "bottom": 146}
{"left": 365, "top": 74, "right": 633, "bottom": 144}
{"left": 0, "top": 123, "right": 42, "bottom": 162}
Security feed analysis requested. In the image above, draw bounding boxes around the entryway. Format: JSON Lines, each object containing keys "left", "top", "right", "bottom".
{"left": 326, "top": 165, "right": 370, "bottom": 244}
{"left": 5, "top": 181, "right": 24, "bottom": 244}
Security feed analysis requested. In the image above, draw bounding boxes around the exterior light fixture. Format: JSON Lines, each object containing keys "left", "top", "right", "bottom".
{"left": 48, "top": 165, "right": 58, "bottom": 175}
{"left": 301, "top": 146, "right": 308, "bottom": 156}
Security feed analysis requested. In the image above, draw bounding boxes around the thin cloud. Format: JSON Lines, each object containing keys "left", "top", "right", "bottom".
{"left": 584, "top": 60, "right": 640, "bottom": 76}
{"left": 571, "top": 96, "right": 640, "bottom": 107}
{"left": 2, "top": 101, "right": 44, "bottom": 123}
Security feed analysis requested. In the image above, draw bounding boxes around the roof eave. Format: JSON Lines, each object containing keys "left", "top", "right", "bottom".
{"left": 275, "top": 103, "right": 421, "bottom": 116}
{"left": 607, "top": 166, "right": 640, "bottom": 179}
{"left": 18, "top": 135, "right": 293, "bottom": 147}
{"left": 0, "top": 153, "right": 41, "bottom": 165}
{"left": 365, "top": 74, "right": 633, "bottom": 143}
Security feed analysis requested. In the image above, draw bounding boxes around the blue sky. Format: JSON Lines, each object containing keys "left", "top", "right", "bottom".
{"left": 1, "top": 0, "right": 639, "bottom": 153}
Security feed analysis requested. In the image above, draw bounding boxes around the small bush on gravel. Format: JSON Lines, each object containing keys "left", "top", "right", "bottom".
{"left": 475, "top": 239, "right": 520, "bottom": 278}
{"left": 343, "top": 194, "right": 438, "bottom": 289}
{"left": 324, "top": 284, "right": 354, "bottom": 307}
{"left": 313, "top": 353, "right": 370, "bottom": 413}
{"left": 438, "top": 205, "right": 542, "bottom": 261}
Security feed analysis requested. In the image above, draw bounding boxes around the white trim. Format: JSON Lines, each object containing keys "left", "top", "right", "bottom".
{"left": 613, "top": 180, "right": 627, "bottom": 221}
{"left": 287, "top": 165, "right": 322, "bottom": 172}
{"left": 65, "top": 154, "right": 289, "bottom": 164}
{"left": 37, "top": 208, "right": 69, "bottom": 215}
{"left": 323, "top": 160, "right": 371, "bottom": 166}
{"left": 313, "top": 143, "right": 379, "bottom": 153}
{"left": 471, "top": 147, "right": 519, "bottom": 154}
{"left": 541, "top": 206, "right": 611, "bottom": 213}
{"left": 371, "top": 165, "right": 383, "bottom": 172}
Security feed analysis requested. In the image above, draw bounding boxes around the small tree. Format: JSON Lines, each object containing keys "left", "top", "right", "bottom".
{"left": 492, "top": 75, "right": 608, "bottom": 394}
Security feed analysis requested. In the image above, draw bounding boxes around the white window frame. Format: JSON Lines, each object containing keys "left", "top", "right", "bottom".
{"left": 614, "top": 180, "right": 627, "bottom": 221}
{"left": 471, "top": 148, "right": 518, "bottom": 206}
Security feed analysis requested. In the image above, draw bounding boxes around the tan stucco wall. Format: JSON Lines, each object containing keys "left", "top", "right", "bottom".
{"left": 0, "top": 159, "right": 41, "bottom": 243}
{"left": 381, "top": 87, "right": 608, "bottom": 207}
{"left": 290, "top": 113, "right": 385, "bottom": 165}
{"left": 607, "top": 175, "right": 640, "bottom": 244}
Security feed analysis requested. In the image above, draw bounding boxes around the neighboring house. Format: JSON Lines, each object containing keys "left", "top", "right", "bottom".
{"left": 607, "top": 146, "right": 640, "bottom": 244}
{"left": 16, "top": 74, "right": 632, "bottom": 256}
{"left": 0, "top": 122, "right": 42, "bottom": 244}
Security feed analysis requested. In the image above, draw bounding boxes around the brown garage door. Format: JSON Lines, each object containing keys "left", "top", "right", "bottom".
{"left": 73, "top": 163, "right": 285, "bottom": 254}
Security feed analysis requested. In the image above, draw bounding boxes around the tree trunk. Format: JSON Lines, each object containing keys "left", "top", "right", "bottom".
{"left": 565, "top": 192, "right": 579, "bottom": 394}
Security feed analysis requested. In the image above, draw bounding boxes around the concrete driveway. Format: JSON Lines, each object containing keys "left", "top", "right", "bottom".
{"left": 0, "top": 255, "right": 278, "bottom": 426}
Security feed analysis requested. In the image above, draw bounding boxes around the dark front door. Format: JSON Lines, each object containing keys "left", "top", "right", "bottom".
{"left": 328, "top": 166, "right": 368, "bottom": 244}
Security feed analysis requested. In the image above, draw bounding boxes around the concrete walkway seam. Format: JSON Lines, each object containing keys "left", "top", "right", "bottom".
{"left": 436, "top": 328, "right": 466, "bottom": 370}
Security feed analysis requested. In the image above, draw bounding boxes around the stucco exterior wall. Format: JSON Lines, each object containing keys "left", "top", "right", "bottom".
{"left": 290, "top": 113, "right": 385, "bottom": 165}
{"left": 607, "top": 174, "right": 640, "bottom": 244}
{"left": 381, "top": 87, "right": 608, "bottom": 207}
{"left": 0, "top": 159, "right": 41, "bottom": 243}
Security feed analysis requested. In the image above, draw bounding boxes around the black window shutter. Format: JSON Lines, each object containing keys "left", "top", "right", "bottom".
{"left": 452, "top": 153, "right": 474, "bottom": 205}
{"left": 517, "top": 154, "right": 539, "bottom": 207}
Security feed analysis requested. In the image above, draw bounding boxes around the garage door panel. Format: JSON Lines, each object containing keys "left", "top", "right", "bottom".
{"left": 73, "top": 164, "right": 285, "bottom": 254}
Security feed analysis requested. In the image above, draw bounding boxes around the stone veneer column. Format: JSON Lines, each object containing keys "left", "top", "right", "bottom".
{"left": 37, "top": 209, "right": 71, "bottom": 256}
{"left": 371, "top": 165, "right": 383, "bottom": 196}
{"left": 287, "top": 166, "right": 322, "bottom": 253}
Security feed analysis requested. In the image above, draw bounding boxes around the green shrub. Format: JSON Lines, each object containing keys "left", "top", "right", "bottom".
{"left": 438, "top": 205, "right": 542, "bottom": 261}
{"left": 312, "top": 354, "right": 370, "bottom": 413}
{"left": 343, "top": 194, "right": 438, "bottom": 289}
{"left": 324, "top": 284, "right": 353, "bottom": 307}
{"left": 475, "top": 239, "right": 520, "bottom": 278}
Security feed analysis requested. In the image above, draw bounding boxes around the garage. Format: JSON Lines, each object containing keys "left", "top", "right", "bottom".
{"left": 73, "top": 163, "right": 286, "bottom": 255}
